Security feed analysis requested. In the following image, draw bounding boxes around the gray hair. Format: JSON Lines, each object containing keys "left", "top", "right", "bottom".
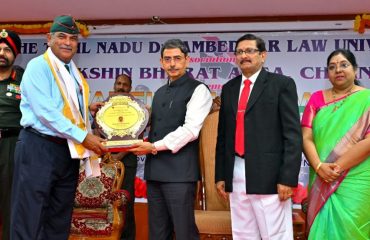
{"left": 160, "top": 39, "right": 189, "bottom": 57}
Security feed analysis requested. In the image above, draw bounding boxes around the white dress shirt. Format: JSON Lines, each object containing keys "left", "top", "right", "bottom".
{"left": 153, "top": 84, "right": 213, "bottom": 153}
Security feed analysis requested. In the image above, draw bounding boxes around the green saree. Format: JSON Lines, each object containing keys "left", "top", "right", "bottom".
{"left": 306, "top": 89, "right": 370, "bottom": 240}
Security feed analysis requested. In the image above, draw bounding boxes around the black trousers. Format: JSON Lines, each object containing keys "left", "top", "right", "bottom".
{"left": 147, "top": 181, "right": 199, "bottom": 240}
{"left": 10, "top": 129, "right": 79, "bottom": 240}
{"left": 0, "top": 135, "right": 18, "bottom": 240}
{"left": 120, "top": 153, "right": 137, "bottom": 240}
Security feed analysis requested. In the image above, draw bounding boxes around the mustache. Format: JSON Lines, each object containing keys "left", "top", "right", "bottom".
{"left": 240, "top": 59, "right": 251, "bottom": 64}
{"left": 115, "top": 89, "right": 130, "bottom": 93}
{"left": 0, "top": 57, "right": 9, "bottom": 63}
{"left": 60, "top": 46, "right": 73, "bottom": 51}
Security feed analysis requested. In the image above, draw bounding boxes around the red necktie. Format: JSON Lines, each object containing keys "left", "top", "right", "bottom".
{"left": 235, "top": 79, "right": 252, "bottom": 156}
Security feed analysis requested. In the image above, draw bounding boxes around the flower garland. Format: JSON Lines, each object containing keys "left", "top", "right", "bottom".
{"left": 354, "top": 14, "right": 370, "bottom": 34}
{"left": 0, "top": 21, "right": 90, "bottom": 37}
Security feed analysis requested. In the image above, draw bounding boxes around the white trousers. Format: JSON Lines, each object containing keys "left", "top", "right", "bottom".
{"left": 230, "top": 156, "right": 293, "bottom": 240}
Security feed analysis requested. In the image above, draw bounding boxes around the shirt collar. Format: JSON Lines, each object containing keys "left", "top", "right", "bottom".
{"left": 241, "top": 68, "right": 262, "bottom": 85}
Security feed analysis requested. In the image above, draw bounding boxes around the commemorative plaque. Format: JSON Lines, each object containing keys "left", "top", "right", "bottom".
{"left": 95, "top": 93, "right": 149, "bottom": 152}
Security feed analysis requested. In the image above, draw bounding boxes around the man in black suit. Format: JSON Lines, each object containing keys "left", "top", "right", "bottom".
{"left": 215, "top": 34, "right": 302, "bottom": 239}
{"left": 130, "top": 39, "right": 212, "bottom": 240}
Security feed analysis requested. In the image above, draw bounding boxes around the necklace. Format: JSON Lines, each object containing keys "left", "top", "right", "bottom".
{"left": 331, "top": 85, "right": 354, "bottom": 113}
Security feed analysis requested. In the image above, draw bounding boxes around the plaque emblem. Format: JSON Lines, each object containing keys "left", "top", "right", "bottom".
{"left": 95, "top": 93, "right": 149, "bottom": 152}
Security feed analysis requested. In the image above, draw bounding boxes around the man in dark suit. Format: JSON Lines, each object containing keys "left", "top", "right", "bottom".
{"left": 215, "top": 33, "right": 302, "bottom": 239}
{"left": 130, "top": 39, "right": 212, "bottom": 240}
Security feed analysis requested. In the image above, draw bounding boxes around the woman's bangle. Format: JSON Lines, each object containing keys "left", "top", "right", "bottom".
{"left": 315, "top": 162, "right": 322, "bottom": 172}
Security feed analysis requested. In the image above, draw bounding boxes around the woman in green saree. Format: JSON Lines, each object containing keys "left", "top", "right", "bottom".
{"left": 302, "top": 49, "right": 370, "bottom": 239}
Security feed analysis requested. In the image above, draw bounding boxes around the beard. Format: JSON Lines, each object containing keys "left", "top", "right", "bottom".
{"left": 0, "top": 56, "right": 14, "bottom": 70}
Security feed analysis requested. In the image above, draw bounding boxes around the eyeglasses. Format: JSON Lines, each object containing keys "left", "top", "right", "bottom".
{"left": 327, "top": 62, "right": 351, "bottom": 72}
{"left": 235, "top": 48, "right": 260, "bottom": 56}
{"left": 162, "top": 56, "right": 185, "bottom": 64}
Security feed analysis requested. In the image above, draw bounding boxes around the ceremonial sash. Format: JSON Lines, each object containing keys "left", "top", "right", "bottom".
{"left": 44, "top": 48, "right": 91, "bottom": 159}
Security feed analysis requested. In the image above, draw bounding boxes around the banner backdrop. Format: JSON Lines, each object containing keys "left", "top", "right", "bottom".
{"left": 15, "top": 30, "right": 370, "bottom": 202}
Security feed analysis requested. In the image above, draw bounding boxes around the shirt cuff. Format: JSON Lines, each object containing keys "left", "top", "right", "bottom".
{"left": 153, "top": 140, "right": 167, "bottom": 151}
{"left": 74, "top": 129, "right": 88, "bottom": 143}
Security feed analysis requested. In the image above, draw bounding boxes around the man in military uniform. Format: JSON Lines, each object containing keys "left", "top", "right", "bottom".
{"left": 0, "top": 29, "right": 23, "bottom": 240}
{"left": 10, "top": 16, "right": 106, "bottom": 240}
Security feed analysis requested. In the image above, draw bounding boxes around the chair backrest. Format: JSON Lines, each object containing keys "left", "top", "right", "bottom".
{"left": 199, "top": 111, "right": 230, "bottom": 211}
{"left": 74, "top": 156, "right": 125, "bottom": 208}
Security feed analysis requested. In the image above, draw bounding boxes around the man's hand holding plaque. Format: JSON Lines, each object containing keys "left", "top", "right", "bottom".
{"left": 95, "top": 93, "right": 149, "bottom": 152}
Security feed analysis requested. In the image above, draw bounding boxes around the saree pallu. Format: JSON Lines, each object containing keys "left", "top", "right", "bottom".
{"left": 307, "top": 90, "right": 370, "bottom": 240}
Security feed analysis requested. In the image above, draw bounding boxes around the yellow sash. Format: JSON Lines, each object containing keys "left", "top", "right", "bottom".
{"left": 44, "top": 49, "right": 90, "bottom": 159}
